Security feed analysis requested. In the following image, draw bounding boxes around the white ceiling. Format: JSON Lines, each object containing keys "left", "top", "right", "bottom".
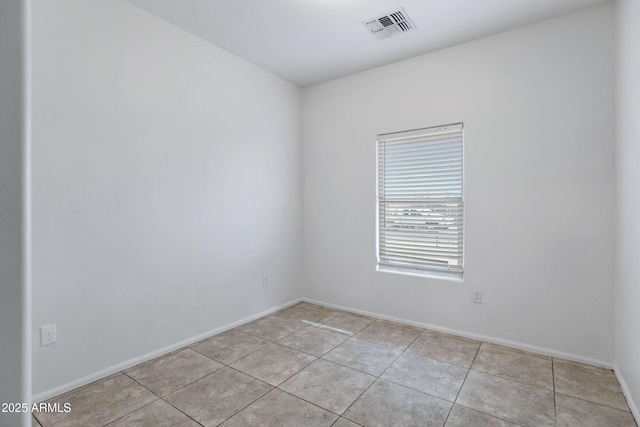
{"left": 126, "top": 0, "right": 610, "bottom": 87}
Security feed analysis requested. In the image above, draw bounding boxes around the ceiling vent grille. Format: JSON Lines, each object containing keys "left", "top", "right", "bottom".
{"left": 363, "top": 7, "right": 416, "bottom": 40}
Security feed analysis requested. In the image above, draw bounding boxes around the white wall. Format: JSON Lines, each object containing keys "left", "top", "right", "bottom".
{"left": 615, "top": 0, "right": 640, "bottom": 418}
{"left": 0, "top": 1, "right": 31, "bottom": 426}
{"left": 302, "top": 5, "right": 615, "bottom": 363}
{"left": 30, "top": 0, "right": 622, "bottom": 402}
{"left": 32, "top": 0, "right": 301, "bottom": 396}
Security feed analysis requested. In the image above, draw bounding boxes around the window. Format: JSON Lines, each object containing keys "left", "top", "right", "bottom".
{"left": 377, "top": 123, "right": 464, "bottom": 278}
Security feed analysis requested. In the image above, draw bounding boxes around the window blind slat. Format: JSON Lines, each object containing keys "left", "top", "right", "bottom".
{"left": 381, "top": 160, "right": 463, "bottom": 171}
{"left": 383, "top": 149, "right": 462, "bottom": 162}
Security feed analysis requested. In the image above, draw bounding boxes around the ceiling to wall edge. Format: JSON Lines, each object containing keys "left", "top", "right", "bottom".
{"left": 125, "top": 0, "right": 612, "bottom": 87}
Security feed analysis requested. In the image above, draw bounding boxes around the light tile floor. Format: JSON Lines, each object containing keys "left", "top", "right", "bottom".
{"left": 33, "top": 302, "right": 638, "bottom": 427}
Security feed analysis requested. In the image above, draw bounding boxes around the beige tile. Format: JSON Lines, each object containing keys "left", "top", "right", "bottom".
{"left": 237, "top": 315, "right": 305, "bottom": 341}
{"left": 124, "top": 349, "right": 223, "bottom": 396}
{"left": 556, "top": 394, "right": 637, "bottom": 427}
{"left": 231, "top": 342, "right": 316, "bottom": 386}
{"left": 553, "top": 359, "right": 629, "bottom": 411}
{"left": 274, "top": 302, "right": 335, "bottom": 323}
{"left": 407, "top": 331, "right": 480, "bottom": 368}
{"left": 445, "top": 405, "right": 521, "bottom": 427}
{"left": 43, "top": 372, "right": 121, "bottom": 400}
{"left": 221, "top": 389, "right": 338, "bottom": 427}
{"left": 332, "top": 418, "right": 362, "bottom": 427}
{"left": 281, "top": 359, "right": 375, "bottom": 415}
{"left": 424, "top": 329, "right": 480, "bottom": 344}
{"left": 354, "top": 320, "right": 423, "bottom": 351}
{"left": 482, "top": 342, "right": 551, "bottom": 360}
{"left": 190, "top": 329, "right": 269, "bottom": 364}
{"left": 344, "top": 379, "right": 452, "bottom": 427}
{"left": 380, "top": 353, "right": 467, "bottom": 402}
{"left": 35, "top": 374, "right": 157, "bottom": 427}
{"left": 323, "top": 338, "right": 401, "bottom": 376}
{"left": 471, "top": 343, "right": 553, "bottom": 390}
{"left": 456, "top": 370, "right": 555, "bottom": 427}
{"left": 32, "top": 415, "right": 42, "bottom": 427}
{"left": 165, "top": 367, "right": 272, "bottom": 426}
{"left": 554, "top": 357, "right": 611, "bottom": 371}
{"left": 311, "top": 311, "right": 376, "bottom": 336}
{"left": 278, "top": 326, "right": 348, "bottom": 356}
{"left": 105, "top": 399, "right": 200, "bottom": 427}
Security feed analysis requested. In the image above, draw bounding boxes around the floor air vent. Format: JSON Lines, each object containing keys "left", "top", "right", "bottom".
{"left": 363, "top": 7, "right": 416, "bottom": 40}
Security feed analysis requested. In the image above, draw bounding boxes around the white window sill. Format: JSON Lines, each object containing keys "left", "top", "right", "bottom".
{"left": 376, "top": 265, "right": 464, "bottom": 282}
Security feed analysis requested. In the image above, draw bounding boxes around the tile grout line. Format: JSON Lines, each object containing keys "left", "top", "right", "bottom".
{"left": 330, "top": 416, "right": 365, "bottom": 427}
{"left": 178, "top": 309, "right": 340, "bottom": 424}
{"left": 204, "top": 369, "right": 273, "bottom": 425}
{"left": 159, "top": 398, "right": 205, "bottom": 427}
{"left": 554, "top": 358, "right": 634, "bottom": 413}
{"left": 213, "top": 308, "right": 350, "bottom": 423}
{"left": 32, "top": 412, "right": 43, "bottom": 426}
{"left": 554, "top": 391, "right": 636, "bottom": 413}
{"left": 32, "top": 413, "right": 43, "bottom": 427}
{"left": 275, "top": 387, "right": 351, "bottom": 422}
{"left": 452, "top": 402, "right": 528, "bottom": 427}
{"left": 37, "top": 371, "right": 120, "bottom": 405}
{"left": 318, "top": 336, "right": 397, "bottom": 376}
{"left": 98, "top": 398, "right": 152, "bottom": 427}
{"left": 467, "top": 344, "right": 558, "bottom": 390}
{"left": 371, "top": 333, "right": 468, "bottom": 405}
{"left": 441, "top": 340, "right": 480, "bottom": 425}
{"left": 35, "top": 371, "right": 147, "bottom": 427}
{"left": 338, "top": 330, "right": 423, "bottom": 423}
{"left": 35, "top": 304, "right": 369, "bottom": 426}
{"left": 305, "top": 317, "right": 375, "bottom": 338}
{"left": 239, "top": 323, "right": 305, "bottom": 343}
{"left": 460, "top": 345, "right": 560, "bottom": 426}
{"left": 220, "top": 387, "right": 333, "bottom": 425}
{"left": 123, "top": 361, "right": 218, "bottom": 400}
{"left": 481, "top": 341, "right": 552, "bottom": 361}
{"left": 552, "top": 357, "right": 557, "bottom": 420}
{"left": 119, "top": 371, "right": 207, "bottom": 427}
{"left": 191, "top": 335, "right": 272, "bottom": 366}
{"left": 37, "top": 303, "right": 633, "bottom": 427}
{"left": 469, "top": 367, "right": 555, "bottom": 392}
{"left": 448, "top": 342, "right": 532, "bottom": 427}
{"left": 147, "top": 322, "right": 311, "bottom": 425}
{"left": 276, "top": 328, "right": 349, "bottom": 358}
{"left": 227, "top": 351, "right": 317, "bottom": 389}
{"left": 91, "top": 373, "right": 159, "bottom": 427}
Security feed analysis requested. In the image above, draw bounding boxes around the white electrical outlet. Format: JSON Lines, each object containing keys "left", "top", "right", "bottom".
{"left": 472, "top": 289, "right": 483, "bottom": 304}
{"left": 40, "top": 323, "right": 57, "bottom": 346}
{"left": 262, "top": 274, "right": 269, "bottom": 287}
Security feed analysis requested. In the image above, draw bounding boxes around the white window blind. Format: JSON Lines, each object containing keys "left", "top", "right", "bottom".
{"left": 377, "top": 123, "right": 464, "bottom": 277}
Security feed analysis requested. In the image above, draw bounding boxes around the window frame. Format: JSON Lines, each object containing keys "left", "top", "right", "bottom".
{"left": 375, "top": 123, "right": 465, "bottom": 279}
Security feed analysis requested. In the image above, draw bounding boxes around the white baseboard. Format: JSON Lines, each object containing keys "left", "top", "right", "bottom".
{"left": 614, "top": 366, "right": 640, "bottom": 424}
{"left": 303, "top": 297, "right": 614, "bottom": 369}
{"left": 36, "top": 295, "right": 628, "bottom": 413}
{"left": 32, "top": 298, "right": 302, "bottom": 403}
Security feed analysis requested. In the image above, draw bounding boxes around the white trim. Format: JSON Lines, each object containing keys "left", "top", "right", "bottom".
{"left": 378, "top": 123, "right": 463, "bottom": 140}
{"left": 376, "top": 265, "right": 464, "bottom": 282}
{"left": 22, "top": 1, "right": 33, "bottom": 425}
{"left": 376, "top": 123, "right": 465, "bottom": 278}
{"left": 614, "top": 365, "right": 640, "bottom": 424}
{"left": 34, "top": 294, "right": 631, "bottom": 416}
{"left": 302, "top": 297, "right": 614, "bottom": 369}
{"left": 32, "top": 298, "right": 302, "bottom": 402}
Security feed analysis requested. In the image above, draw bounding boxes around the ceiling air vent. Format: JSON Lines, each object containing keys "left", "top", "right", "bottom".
{"left": 363, "top": 7, "right": 416, "bottom": 40}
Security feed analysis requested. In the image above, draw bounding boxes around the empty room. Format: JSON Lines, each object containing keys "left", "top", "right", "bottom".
{"left": 1, "top": 0, "right": 639, "bottom": 426}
